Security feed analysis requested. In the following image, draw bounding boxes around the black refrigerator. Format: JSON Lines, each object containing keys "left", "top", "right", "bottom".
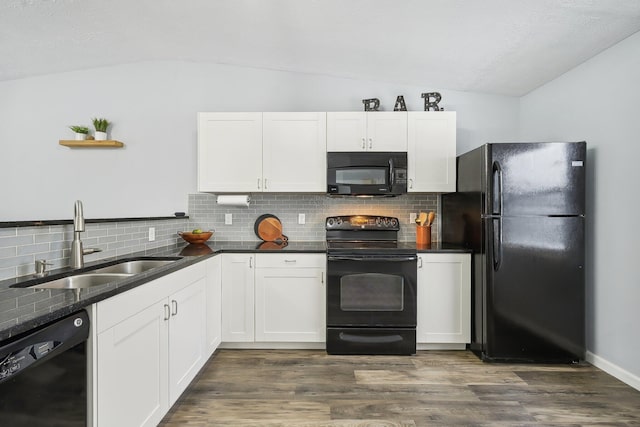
{"left": 442, "top": 142, "right": 586, "bottom": 362}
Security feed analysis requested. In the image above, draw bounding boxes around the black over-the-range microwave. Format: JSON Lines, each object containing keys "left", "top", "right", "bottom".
{"left": 327, "top": 152, "right": 408, "bottom": 196}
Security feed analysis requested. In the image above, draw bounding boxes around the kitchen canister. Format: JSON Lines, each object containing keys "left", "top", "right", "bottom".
{"left": 416, "top": 225, "right": 431, "bottom": 247}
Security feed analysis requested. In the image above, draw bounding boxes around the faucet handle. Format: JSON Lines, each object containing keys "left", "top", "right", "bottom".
{"left": 35, "top": 259, "right": 53, "bottom": 277}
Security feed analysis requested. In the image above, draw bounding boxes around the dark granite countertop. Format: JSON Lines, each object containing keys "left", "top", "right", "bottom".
{"left": 207, "top": 240, "right": 327, "bottom": 253}
{"left": 0, "top": 239, "right": 469, "bottom": 343}
{"left": 0, "top": 245, "right": 209, "bottom": 342}
{"left": 413, "top": 242, "right": 472, "bottom": 253}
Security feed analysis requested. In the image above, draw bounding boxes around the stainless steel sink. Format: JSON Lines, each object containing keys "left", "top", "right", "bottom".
{"left": 90, "top": 259, "right": 177, "bottom": 274}
{"left": 14, "top": 257, "right": 181, "bottom": 290}
{"left": 29, "top": 273, "right": 132, "bottom": 289}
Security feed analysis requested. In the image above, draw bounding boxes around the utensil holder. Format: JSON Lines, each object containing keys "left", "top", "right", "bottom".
{"left": 416, "top": 225, "right": 431, "bottom": 246}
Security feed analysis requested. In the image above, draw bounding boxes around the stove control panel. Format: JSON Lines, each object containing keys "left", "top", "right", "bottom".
{"left": 326, "top": 215, "right": 399, "bottom": 230}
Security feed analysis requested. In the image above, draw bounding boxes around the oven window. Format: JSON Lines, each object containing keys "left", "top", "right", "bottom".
{"left": 336, "top": 168, "right": 387, "bottom": 185}
{"left": 340, "top": 273, "right": 404, "bottom": 311}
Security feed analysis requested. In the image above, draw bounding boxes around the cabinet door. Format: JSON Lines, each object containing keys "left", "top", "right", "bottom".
{"left": 97, "top": 300, "right": 169, "bottom": 427}
{"left": 263, "top": 112, "right": 327, "bottom": 191}
{"left": 255, "top": 266, "right": 325, "bottom": 342}
{"left": 327, "top": 112, "right": 367, "bottom": 151}
{"left": 407, "top": 111, "right": 456, "bottom": 192}
{"left": 416, "top": 253, "right": 471, "bottom": 344}
{"left": 205, "top": 255, "right": 222, "bottom": 356}
{"left": 366, "top": 112, "right": 407, "bottom": 151}
{"left": 168, "top": 278, "right": 207, "bottom": 406}
{"left": 197, "top": 112, "right": 263, "bottom": 192}
{"left": 221, "top": 254, "right": 255, "bottom": 342}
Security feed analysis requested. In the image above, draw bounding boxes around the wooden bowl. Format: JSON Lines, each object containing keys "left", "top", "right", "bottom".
{"left": 178, "top": 231, "right": 213, "bottom": 244}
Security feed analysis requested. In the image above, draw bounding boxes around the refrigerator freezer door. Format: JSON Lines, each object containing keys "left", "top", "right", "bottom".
{"left": 483, "top": 215, "right": 585, "bottom": 361}
{"left": 488, "top": 142, "right": 586, "bottom": 216}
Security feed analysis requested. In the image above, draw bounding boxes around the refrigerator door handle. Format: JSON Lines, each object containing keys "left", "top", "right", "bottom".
{"left": 492, "top": 217, "right": 502, "bottom": 271}
{"left": 492, "top": 161, "right": 503, "bottom": 216}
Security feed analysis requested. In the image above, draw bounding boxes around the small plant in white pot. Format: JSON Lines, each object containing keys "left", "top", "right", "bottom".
{"left": 69, "top": 125, "right": 89, "bottom": 140}
{"left": 92, "top": 118, "right": 110, "bottom": 140}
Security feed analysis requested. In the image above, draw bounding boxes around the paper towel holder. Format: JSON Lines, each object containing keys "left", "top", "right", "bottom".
{"left": 216, "top": 195, "right": 251, "bottom": 207}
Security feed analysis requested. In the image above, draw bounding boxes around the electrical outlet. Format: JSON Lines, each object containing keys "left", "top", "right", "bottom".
{"left": 298, "top": 213, "right": 306, "bottom": 225}
{"left": 148, "top": 227, "right": 156, "bottom": 242}
{"left": 225, "top": 213, "right": 233, "bottom": 225}
{"left": 409, "top": 213, "right": 417, "bottom": 224}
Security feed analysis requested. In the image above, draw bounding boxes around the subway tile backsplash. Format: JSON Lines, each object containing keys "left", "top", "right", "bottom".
{"left": 0, "top": 219, "right": 189, "bottom": 281}
{"left": 188, "top": 192, "right": 439, "bottom": 244}
{"left": 0, "top": 193, "right": 439, "bottom": 281}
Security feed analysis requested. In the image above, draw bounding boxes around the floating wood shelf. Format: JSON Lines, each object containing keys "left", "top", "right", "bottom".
{"left": 59, "top": 140, "right": 124, "bottom": 148}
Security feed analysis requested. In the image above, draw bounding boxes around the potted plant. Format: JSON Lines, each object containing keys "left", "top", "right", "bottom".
{"left": 92, "top": 118, "right": 110, "bottom": 141}
{"left": 69, "top": 125, "right": 89, "bottom": 140}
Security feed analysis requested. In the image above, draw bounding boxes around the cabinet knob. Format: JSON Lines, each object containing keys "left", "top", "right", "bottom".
{"left": 163, "top": 304, "right": 170, "bottom": 321}
{"left": 409, "top": 178, "right": 414, "bottom": 189}
{"left": 361, "top": 138, "right": 366, "bottom": 150}
{"left": 257, "top": 178, "right": 261, "bottom": 189}
{"left": 368, "top": 138, "right": 372, "bottom": 149}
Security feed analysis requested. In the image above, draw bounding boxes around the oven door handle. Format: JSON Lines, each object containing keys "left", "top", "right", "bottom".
{"left": 327, "top": 255, "right": 417, "bottom": 262}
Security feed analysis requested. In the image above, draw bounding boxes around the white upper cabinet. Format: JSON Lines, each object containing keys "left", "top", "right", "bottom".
{"left": 198, "top": 112, "right": 326, "bottom": 192}
{"left": 407, "top": 111, "right": 457, "bottom": 192}
{"left": 198, "top": 112, "right": 262, "bottom": 192}
{"left": 262, "top": 112, "right": 326, "bottom": 192}
{"left": 327, "top": 112, "right": 407, "bottom": 152}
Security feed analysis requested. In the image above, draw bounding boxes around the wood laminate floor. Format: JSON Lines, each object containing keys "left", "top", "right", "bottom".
{"left": 159, "top": 349, "right": 640, "bottom": 426}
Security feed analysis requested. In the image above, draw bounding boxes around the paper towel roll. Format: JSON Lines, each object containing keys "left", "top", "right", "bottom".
{"left": 216, "top": 195, "right": 251, "bottom": 207}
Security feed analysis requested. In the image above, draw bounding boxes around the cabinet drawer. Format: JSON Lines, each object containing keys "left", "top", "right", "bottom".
{"left": 255, "top": 253, "right": 325, "bottom": 269}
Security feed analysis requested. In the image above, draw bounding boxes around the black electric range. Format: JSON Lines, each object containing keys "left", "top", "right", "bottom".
{"left": 325, "top": 215, "right": 417, "bottom": 355}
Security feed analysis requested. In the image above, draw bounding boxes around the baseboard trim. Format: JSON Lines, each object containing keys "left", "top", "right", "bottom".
{"left": 417, "top": 343, "right": 467, "bottom": 350}
{"left": 586, "top": 351, "right": 640, "bottom": 391}
{"left": 220, "top": 342, "right": 325, "bottom": 350}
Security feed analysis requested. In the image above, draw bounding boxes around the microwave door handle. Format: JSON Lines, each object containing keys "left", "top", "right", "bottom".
{"left": 389, "top": 158, "right": 395, "bottom": 186}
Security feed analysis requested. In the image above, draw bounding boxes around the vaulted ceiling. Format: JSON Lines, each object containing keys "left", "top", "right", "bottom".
{"left": 2, "top": 0, "right": 640, "bottom": 96}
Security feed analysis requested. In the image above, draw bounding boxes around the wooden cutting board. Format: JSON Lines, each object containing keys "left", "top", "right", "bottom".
{"left": 254, "top": 214, "right": 288, "bottom": 243}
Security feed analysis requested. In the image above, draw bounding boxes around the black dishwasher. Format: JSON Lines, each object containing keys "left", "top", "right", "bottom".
{"left": 0, "top": 310, "right": 90, "bottom": 427}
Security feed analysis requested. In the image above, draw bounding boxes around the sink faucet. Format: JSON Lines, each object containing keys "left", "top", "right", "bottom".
{"left": 70, "top": 200, "right": 102, "bottom": 269}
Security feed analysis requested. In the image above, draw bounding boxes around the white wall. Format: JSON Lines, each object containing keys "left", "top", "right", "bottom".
{"left": 0, "top": 61, "right": 518, "bottom": 221}
{"left": 520, "top": 31, "right": 640, "bottom": 385}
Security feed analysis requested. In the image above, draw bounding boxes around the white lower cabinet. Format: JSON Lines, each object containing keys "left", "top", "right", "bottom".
{"left": 205, "top": 255, "right": 222, "bottom": 356}
{"left": 94, "top": 262, "right": 207, "bottom": 427}
{"left": 167, "top": 278, "right": 207, "bottom": 406}
{"left": 416, "top": 253, "right": 471, "bottom": 348}
{"left": 221, "top": 253, "right": 255, "bottom": 342}
{"left": 255, "top": 254, "right": 325, "bottom": 342}
{"left": 96, "top": 298, "right": 168, "bottom": 427}
{"left": 221, "top": 253, "right": 326, "bottom": 344}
